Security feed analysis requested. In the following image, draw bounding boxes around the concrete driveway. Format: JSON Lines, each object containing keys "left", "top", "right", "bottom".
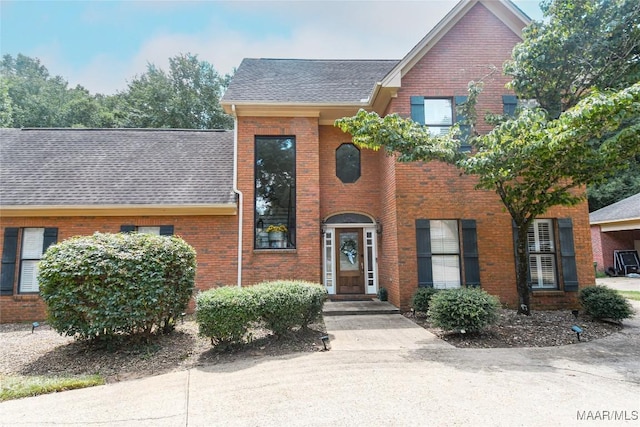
{"left": 2, "top": 280, "right": 639, "bottom": 426}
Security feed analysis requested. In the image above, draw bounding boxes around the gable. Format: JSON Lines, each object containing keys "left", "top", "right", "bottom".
{"left": 0, "top": 128, "right": 237, "bottom": 216}
{"left": 221, "top": 0, "right": 529, "bottom": 122}
{"left": 381, "top": 0, "right": 529, "bottom": 89}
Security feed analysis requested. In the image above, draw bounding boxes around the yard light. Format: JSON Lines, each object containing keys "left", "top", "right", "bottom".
{"left": 32, "top": 322, "right": 40, "bottom": 333}
{"left": 320, "top": 335, "right": 330, "bottom": 351}
{"left": 571, "top": 309, "right": 579, "bottom": 319}
{"left": 572, "top": 325, "right": 583, "bottom": 341}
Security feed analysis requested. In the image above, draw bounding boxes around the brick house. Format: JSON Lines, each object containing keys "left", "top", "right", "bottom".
{"left": 0, "top": 0, "right": 593, "bottom": 323}
{"left": 590, "top": 192, "right": 640, "bottom": 275}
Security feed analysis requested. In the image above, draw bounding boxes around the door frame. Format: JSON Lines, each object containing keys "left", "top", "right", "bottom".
{"left": 323, "top": 222, "right": 378, "bottom": 295}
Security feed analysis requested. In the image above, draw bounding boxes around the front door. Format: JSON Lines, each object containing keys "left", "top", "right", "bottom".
{"left": 336, "top": 228, "right": 364, "bottom": 294}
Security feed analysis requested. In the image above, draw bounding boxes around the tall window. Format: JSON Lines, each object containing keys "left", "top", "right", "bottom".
{"left": 424, "top": 99, "right": 453, "bottom": 136}
{"left": 255, "top": 136, "right": 296, "bottom": 249}
{"left": 430, "top": 220, "right": 461, "bottom": 289}
{"left": 527, "top": 219, "right": 557, "bottom": 289}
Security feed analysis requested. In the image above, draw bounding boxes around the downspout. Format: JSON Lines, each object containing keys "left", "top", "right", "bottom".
{"left": 232, "top": 104, "right": 243, "bottom": 287}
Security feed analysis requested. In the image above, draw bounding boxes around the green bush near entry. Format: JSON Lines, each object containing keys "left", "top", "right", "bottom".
{"left": 196, "top": 286, "right": 259, "bottom": 346}
{"left": 196, "top": 280, "right": 327, "bottom": 345}
{"left": 428, "top": 287, "right": 500, "bottom": 333}
{"left": 251, "top": 281, "right": 327, "bottom": 335}
{"left": 579, "top": 286, "right": 635, "bottom": 321}
{"left": 39, "top": 232, "right": 196, "bottom": 342}
{"left": 412, "top": 287, "right": 439, "bottom": 312}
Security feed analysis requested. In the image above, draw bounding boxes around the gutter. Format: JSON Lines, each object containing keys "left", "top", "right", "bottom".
{"left": 232, "top": 104, "right": 244, "bottom": 287}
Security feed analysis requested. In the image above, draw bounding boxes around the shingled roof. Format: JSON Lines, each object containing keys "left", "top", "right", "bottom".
{"left": 589, "top": 192, "right": 640, "bottom": 224}
{"left": 222, "top": 58, "right": 399, "bottom": 104}
{"left": 0, "top": 128, "right": 236, "bottom": 213}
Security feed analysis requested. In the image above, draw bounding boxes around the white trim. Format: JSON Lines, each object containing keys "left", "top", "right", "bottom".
{"left": 232, "top": 105, "right": 244, "bottom": 288}
{"left": 323, "top": 229, "right": 336, "bottom": 295}
{"left": 322, "top": 224, "right": 378, "bottom": 295}
{"left": 0, "top": 204, "right": 237, "bottom": 217}
{"left": 380, "top": 0, "right": 529, "bottom": 89}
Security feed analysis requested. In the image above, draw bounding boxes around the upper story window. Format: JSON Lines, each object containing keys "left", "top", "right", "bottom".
{"left": 255, "top": 136, "right": 296, "bottom": 249}
{"left": 410, "top": 96, "right": 470, "bottom": 151}
{"left": 336, "top": 143, "right": 360, "bottom": 183}
{"left": 424, "top": 99, "right": 453, "bottom": 136}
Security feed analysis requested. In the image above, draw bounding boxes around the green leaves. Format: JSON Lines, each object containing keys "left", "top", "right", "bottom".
{"left": 335, "top": 109, "right": 462, "bottom": 164}
{"left": 195, "top": 281, "right": 327, "bottom": 346}
{"left": 428, "top": 288, "right": 500, "bottom": 333}
{"left": 119, "top": 53, "right": 233, "bottom": 129}
{"left": 39, "top": 232, "right": 196, "bottom": 342}
{"left": 505, "top": 0, "right": 640, "bottom": 118}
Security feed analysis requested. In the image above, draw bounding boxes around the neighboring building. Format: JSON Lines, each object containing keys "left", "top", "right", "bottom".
{"left": 0, "top": 0, "right": 594, "bottom": 323}
{"left": 590, "top": 192, "right": 640, "bottom": 274}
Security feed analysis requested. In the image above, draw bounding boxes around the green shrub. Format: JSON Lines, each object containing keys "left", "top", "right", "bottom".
{"left": 412, "top": 287, "right": 439, "bottom": 312}
{"left": 579, "top": 286, "right": 635, "bottom": 321}
{"left": 428, "top": 287, "right": 500, "bottom": 333}
{"left": 251, "top": 280, "right": 327, "bottom": 336}
{"left": 39, "top": 232, "right": 196, "bottom": 341}
{"left": 377, "top": 287, "right": 388, "bottom": 301}
{"left": 195, "top": 286, "right": 259, "bottom": 346}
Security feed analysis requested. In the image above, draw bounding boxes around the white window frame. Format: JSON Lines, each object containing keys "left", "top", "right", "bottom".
{"left": 424, "top": 98, "right": 453, "bottom": 136}
{"left": 527, "top": 219, "right": 557, "bottom": 289}
{"left": 136, "top": 226, "right": 161, "bottom": 235}
{"left": 19, "top": 228, "right": 45, "bottom": 293}
{"left": 430, "top": 220, "right": 461, "bottom": 289}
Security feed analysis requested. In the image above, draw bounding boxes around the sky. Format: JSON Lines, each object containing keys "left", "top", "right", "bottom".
{"left": 0, "top": 0, "right": 544, "bottom": 95}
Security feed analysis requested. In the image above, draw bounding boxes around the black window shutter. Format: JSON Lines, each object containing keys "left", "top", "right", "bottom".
{"left": 416, "top": 219, "right": 433, "bottom": 288}
{"left": 120, "top": 225, "right": 136, "bottom": 233}
{"left": 410, "top": 96, "right": 425, "bottom": 125}
{"left": 558, "top": 218, "right": 579, "bottom": 291}
{"left": 461, "top": 220, "right": 480, "bottom": 287}
{"left": 159, "top": 225, "right": 174, "bottom": 236}
{"left": 503, "top": 95, "right": 517, "bottom": 116}
{"left": 1, "top": 228, "right": 19, "bottom": 295}
{"left": 43, "top": 228, "right": 58, "bottom": 252}
{"left": 454, "top": 96, "right": 471, "bottom": 152}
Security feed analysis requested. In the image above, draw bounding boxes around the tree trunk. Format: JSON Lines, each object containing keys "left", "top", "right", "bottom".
{"left": 516, "top": 226, "right": 531, "bottom": 315}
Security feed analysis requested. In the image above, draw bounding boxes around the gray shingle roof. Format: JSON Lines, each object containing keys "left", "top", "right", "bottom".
{"left": 222, "top": 58, "right": 399, "bottom": 104}
{"left": 589, "top": 192, "right": 640, "bottom": 223}
{"left": 0, "top": 128, "right": 235, "bottom": 207}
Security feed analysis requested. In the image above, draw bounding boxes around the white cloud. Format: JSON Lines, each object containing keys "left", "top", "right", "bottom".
{"left": 36, "top": 0, "right": 541, "bottom": 95}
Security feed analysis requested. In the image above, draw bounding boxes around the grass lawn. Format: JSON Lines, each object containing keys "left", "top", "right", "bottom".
{"left": 0, "top": 374, "right": 105, "bottom": 402}
{"left": 617, "top": 290, "right": 640, "bottom": 301}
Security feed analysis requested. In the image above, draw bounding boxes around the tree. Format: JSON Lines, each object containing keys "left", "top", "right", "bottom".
{"left": 119, "top": 53, "right": 233, "bottom": 129}
{"left": 335, "top": 82, "right": 640, "bottom": 315}
{"left": 504, "top": 0, "right": 640, "bottom": 210}
{"left": 0, "top": 54, "right": 114, "bottom": 128}
{"left": 505, "top": 0, "right": 640, "bottom": 119}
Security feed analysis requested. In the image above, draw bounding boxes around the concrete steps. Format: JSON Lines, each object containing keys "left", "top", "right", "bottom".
{"left": 322, "top": 300, "right": 401, "bottom": 316}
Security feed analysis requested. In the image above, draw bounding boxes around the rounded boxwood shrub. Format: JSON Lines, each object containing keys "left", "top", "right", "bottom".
{"left": 579, "top": 286, "right": 634, "bottom": 322}
{"left": 39, "top": 232, "right": 196, "bottom": 341}
{"left": 196, "top": 286, "right": 259, "bottom": 346}
{"left": 251, "top": 280, "right": 327, "bottom": 336}
{"left": 412, "top": 287, "right": 439, "bottom": 313}
{"left": 428, "top": 287, "right": 500, "bottom": 333}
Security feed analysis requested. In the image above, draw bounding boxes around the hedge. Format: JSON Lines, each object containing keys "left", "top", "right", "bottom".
{"left": 196, "top": 280, "right": 327, "bottom": 346}
{"left": 39, "top": 232, "right": 196, "bottom": 342}
{"left": 428, "top": 287, "right": 500, "bottom": 333}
